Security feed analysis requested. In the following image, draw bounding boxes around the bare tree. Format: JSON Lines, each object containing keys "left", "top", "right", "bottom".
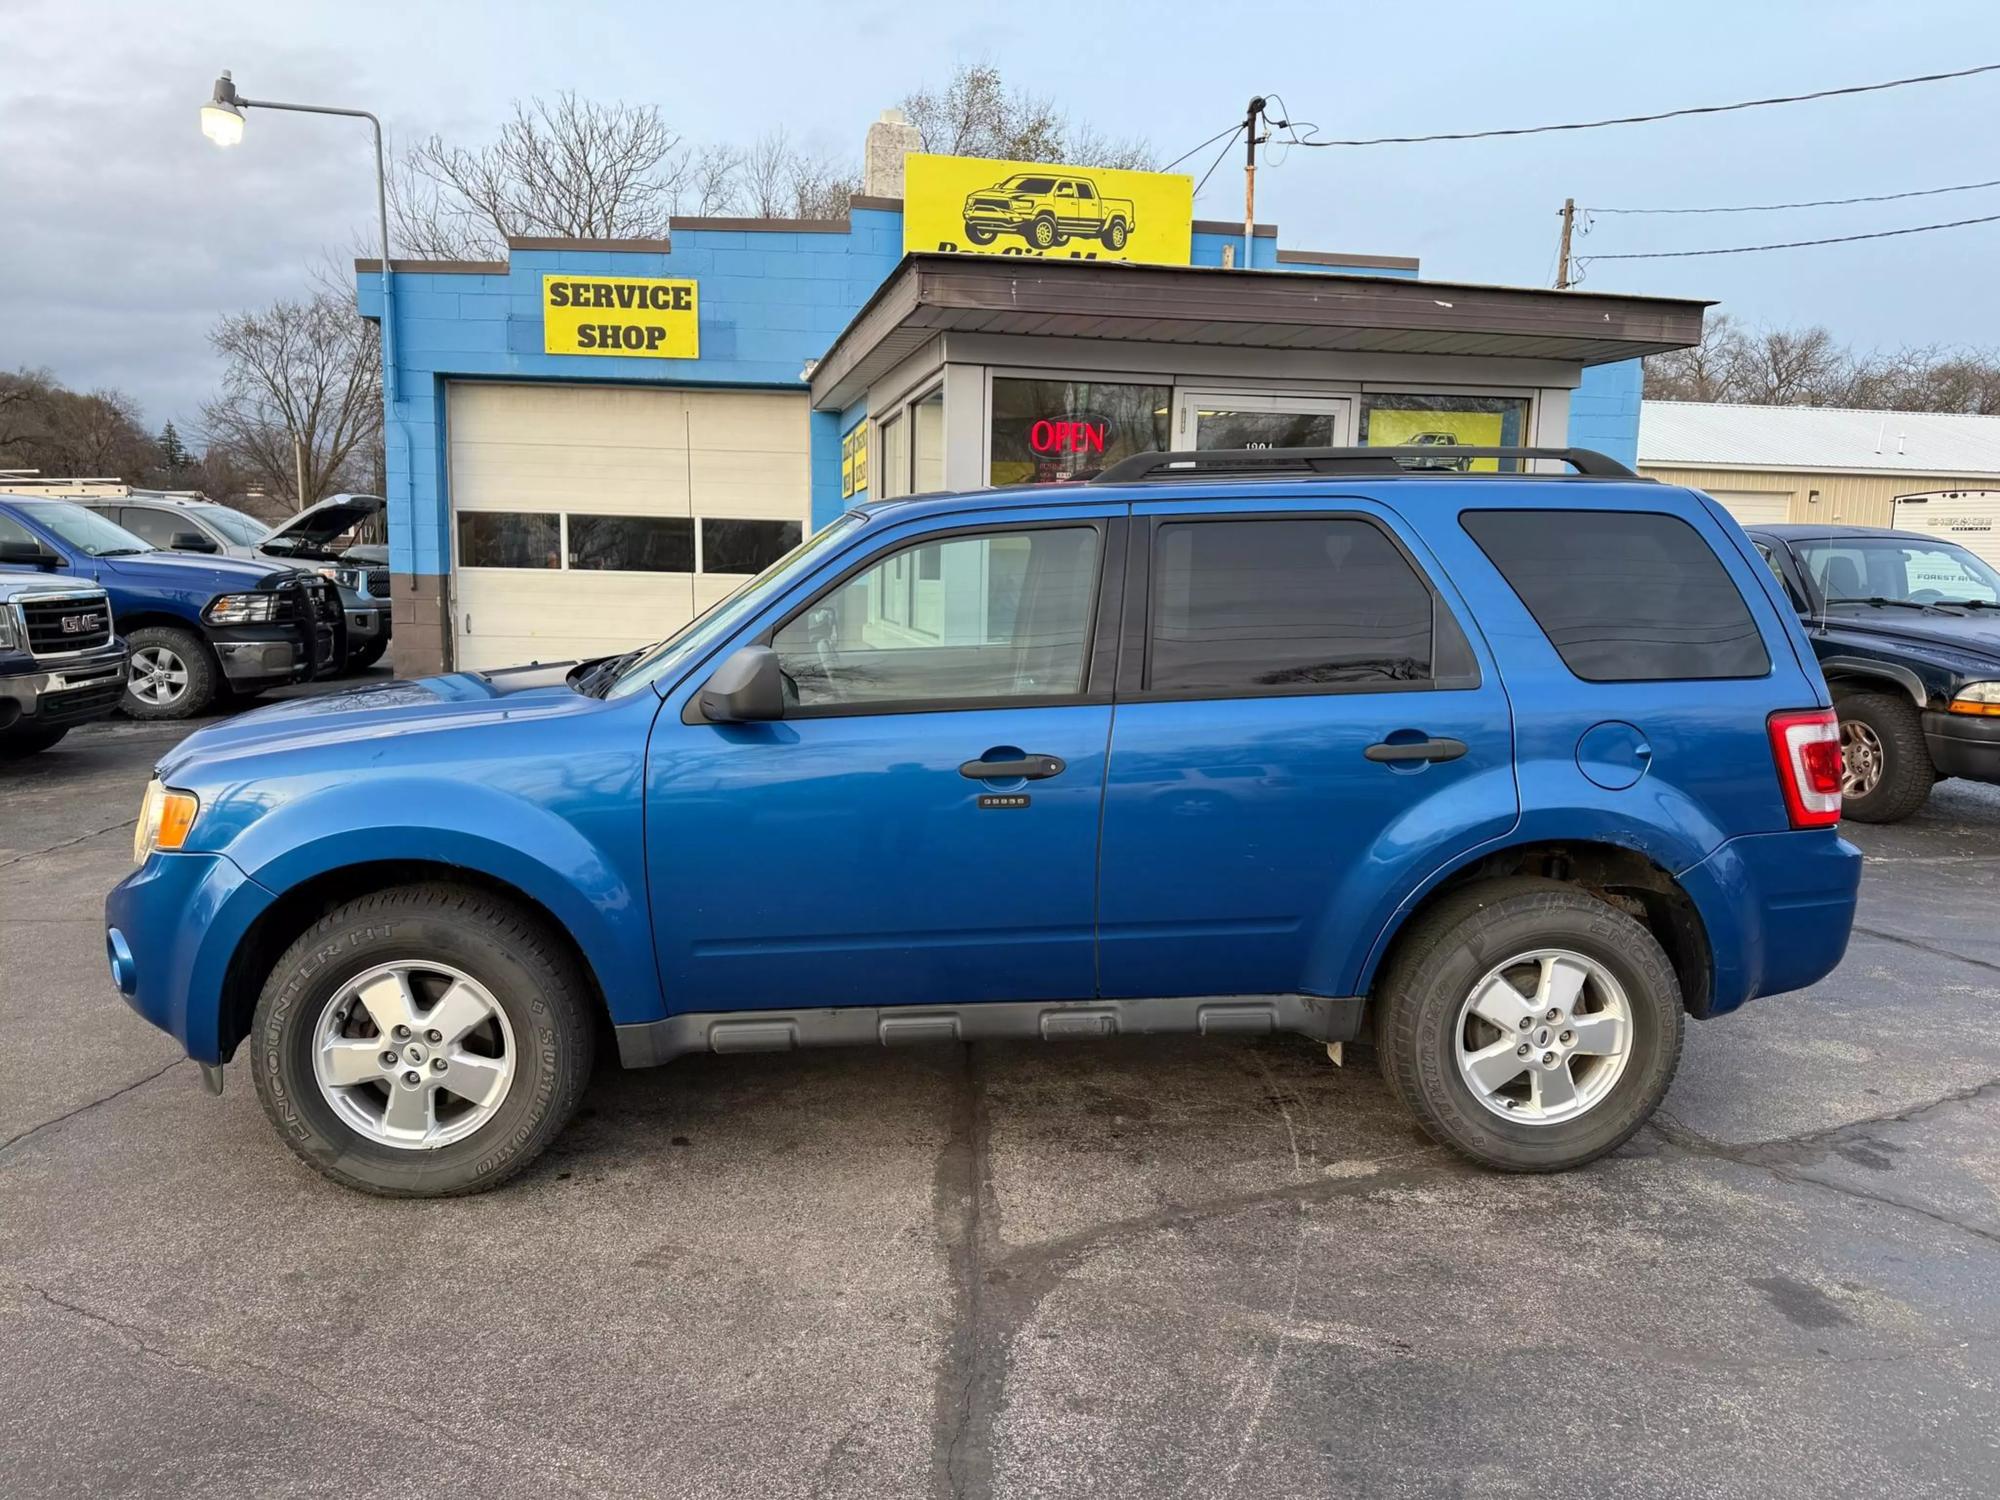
{"left": 1646, "top": 319, "right": 2000, "bottom": 415}
{"left": 201, "top": 291, "right": 382, "bottom": 510}
{"left": 902, "top": 64, "right": 1156, "bottom": 168}
{"left": 0, "top": 368, "right": 160, "bottom": 481}
{"left": 394, "top": 94, "right": 691, "bottom": 257}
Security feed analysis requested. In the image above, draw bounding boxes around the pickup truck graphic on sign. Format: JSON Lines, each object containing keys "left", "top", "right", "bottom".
{"left": 962, "top": 173, "right": 1137, "bottom": 251}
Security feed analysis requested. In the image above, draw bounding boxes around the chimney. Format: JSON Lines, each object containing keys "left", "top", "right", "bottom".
{"left": 863, "top": 107, "right": 923, "bottom": 199}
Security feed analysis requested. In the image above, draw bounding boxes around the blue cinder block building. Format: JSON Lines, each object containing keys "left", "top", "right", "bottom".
{"left": 356, "top": 131, "right": 1703, "bottom": 675}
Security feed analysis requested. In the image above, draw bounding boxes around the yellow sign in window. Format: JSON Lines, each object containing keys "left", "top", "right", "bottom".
{"left": 542, "top": 275, "right": 699, "bottom": 359}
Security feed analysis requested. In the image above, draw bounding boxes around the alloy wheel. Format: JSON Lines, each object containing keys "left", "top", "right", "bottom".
{"left": 1840, "top": 718, "right": 1884, "bottom": 798}
{"left": 1454, "top": 949, "right": 1634, "bottom": 1124}
{"left": 311, "top": 961, "right": 517, "bottom": 1149}
{"left": 129, "top": 645, "right": 189, "bottom": 706}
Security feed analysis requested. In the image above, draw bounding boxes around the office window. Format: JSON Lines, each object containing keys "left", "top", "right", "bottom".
{"left": 1359, "top": 394, "right": 1530, "bottom": 472}
{"left": 990, "top": 378, "right": 1170, "bottom": 486}
{"left": 567, "top": 515, "right": 694, "bottom": 572}
{"left": 912, "top": 389, "right": 946, "bottom": 494}
{"left": 458, "top": 512, "right": 560, "bottom": 569}
{"left": 702, "top": 518, "right": 802, "bottom": 575}
{"left": 1148, "top": 518, "right": 1438, "bottom": 694}
{"left": 1463, "top": 510, "right": 1769, "bottom": 681}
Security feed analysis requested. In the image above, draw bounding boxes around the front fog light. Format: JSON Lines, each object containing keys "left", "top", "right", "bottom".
{"left": 134, "top": 779, "right": 199, "bottom": 862}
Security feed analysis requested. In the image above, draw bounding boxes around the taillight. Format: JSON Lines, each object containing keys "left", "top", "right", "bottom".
{"left": 1768, "top": 708, "right": 1843, "bottom": 828}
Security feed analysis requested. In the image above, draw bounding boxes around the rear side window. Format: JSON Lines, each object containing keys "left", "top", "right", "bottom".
{"left": 1147, "top": 517, "right": 1470, "bottom": 694}
{"left": 1462, "top": 510, "right": 1769, "bottom": 682}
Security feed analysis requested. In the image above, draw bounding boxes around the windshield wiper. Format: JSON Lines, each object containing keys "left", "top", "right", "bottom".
{"left": 93, "top": 547, "right": 147, "bottom": 557}
{"left": 1935, "top": 598, "right": 2000, "bottom": 610}
{"left": 1830, "top": 596, "right": 1953, "bottom": 613}
{"left": 577, "top": 646, "right": 648, "bottom": 697}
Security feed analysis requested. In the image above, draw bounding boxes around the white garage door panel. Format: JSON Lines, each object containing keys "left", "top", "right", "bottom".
{"left": 448, "top": 383, "right": 807, "bottom": 671}
{"left": 1707, "top": 488, "right": 1794, "bottom": 526}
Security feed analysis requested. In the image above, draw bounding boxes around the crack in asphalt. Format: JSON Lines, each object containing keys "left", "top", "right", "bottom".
{"left": 0, "top": 816, "right": 138, "bottom": 872}
{"left": 931, "top": 1044, "right": 994, "bottom": 1500}
{"left": 0, "top": 1057, "right": 185, "bottom": 1159}
{"left": 12, "top": 1280, "right": 631, "bottom": 1498}
{"left": 1851, "top": 922, "right": 2000, "bottom": 976}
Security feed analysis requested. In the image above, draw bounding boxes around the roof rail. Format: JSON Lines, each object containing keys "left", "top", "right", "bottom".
{"left": 1090, "top": 446, "right": 1638, "bottom": 483}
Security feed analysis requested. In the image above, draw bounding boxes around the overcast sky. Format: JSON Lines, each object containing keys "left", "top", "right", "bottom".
{"left": 5, "top": 0, "right": 1998, "bottom": 439}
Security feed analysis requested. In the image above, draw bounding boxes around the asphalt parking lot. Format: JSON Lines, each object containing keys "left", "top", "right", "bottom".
{"left": 5, "top": 684, "right": 2000, "bottom": 1499}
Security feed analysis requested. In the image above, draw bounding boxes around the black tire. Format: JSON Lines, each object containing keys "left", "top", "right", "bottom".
{"left": 1101, "top": 218, "right": 1129, "bottom": 250}
{"left": 0, "top": 723, "right": 68, "bottom": 758}
{"left": 251, "top": 882, "right": 596, "bottom": 1197}
{"left": 1834, "top": 690, "right": 1934, "bottom": 823}
{"left": 1376, "top": 878, "right": 1685, "bottom": 1173}
{"left": 122, "top": 624, "right": 217, "bottom": 720}
{"left": 964, "top": 223, "right": 998, "bottom": 245}
{"left": 1029, "top": 215, "right": 1059, "bottom": 248}
{"left": 348, "top": 636, "right": 389, "bottom": 671}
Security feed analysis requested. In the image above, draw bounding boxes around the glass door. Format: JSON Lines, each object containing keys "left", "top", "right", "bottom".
{"left": 1172, "top": 391, "right": 1353, "bottom": 451}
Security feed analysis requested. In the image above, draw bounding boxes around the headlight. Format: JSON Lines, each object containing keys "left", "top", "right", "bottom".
{"left": 205, "top": 591, "right": 280, "bottom": 624}
{"left": 1948, "top": 681, "right": 2000, "bottom": 716}
{"left": 133, "top": 778, "right": 199, "bottom": 862}
{"left": 0, "top": 604, "right": 17, "bottom": 651}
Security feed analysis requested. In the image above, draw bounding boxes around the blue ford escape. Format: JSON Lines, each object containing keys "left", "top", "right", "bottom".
{"left": 105, "top": 447, "right": 1862, "bottom": 1196}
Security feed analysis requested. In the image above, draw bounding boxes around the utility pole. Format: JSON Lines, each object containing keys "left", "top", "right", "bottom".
{"left": 1243, "top": 95, "right": 1267, "bottom": 269}
{"left": 1555, "top": 197, "right": 1576, "bottom": 290}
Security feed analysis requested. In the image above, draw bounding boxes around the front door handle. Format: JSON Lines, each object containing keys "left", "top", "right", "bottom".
{"left": 1364, "top": 737, "right": 1468, "bottom": 764}
{"left": 960, "top": 753, "right": 1066, "bottom": 781}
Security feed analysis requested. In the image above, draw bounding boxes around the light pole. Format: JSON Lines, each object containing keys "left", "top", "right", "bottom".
{"left": 200, "top": 69, "right": 398, "bottom": 408}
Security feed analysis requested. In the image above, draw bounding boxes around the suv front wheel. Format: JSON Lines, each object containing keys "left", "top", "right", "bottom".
{"left": 1377, "top": 879, "right": 1685, "bottom": 1172}
{"left": 251, "top": 883, "right": 596, "bottom": 1196}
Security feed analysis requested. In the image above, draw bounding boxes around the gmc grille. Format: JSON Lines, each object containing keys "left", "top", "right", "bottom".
{"left": 17, "top": 592, "right": 114, "bottom": 656}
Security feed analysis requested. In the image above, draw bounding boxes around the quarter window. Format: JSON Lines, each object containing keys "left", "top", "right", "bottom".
{"left": 1146, "top": 518, "right": 1443, "bottom": 694}
{"left": 1463, "top": 510, "right": 1770, "bottom": 682}
{"left": 772, "top": 526, "right": 1101, "bottom": 710}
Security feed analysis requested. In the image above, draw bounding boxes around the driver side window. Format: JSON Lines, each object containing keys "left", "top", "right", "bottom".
{"left": 771, "top": 526, "right": 1101, "bottom": 711}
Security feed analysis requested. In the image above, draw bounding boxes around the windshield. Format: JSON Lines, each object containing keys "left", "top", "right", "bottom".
{"left": 1792, "top": 535, "right": 2000, "bottom": 606}
{"left": 196, "top": 505, "right": 271, "bottom": 545}
{"left": 21, "top": 500, "right": 152, "bottom": 557}
{"left": 603, "top": 513, "right": 865, "bottom": 699}
{"left": 1002, "top": 175, "right": 1056, "bottom": 193}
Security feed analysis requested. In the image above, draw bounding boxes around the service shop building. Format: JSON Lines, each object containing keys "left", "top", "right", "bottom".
{"left": 356, "top": 138, "right": 1706, "bottom": 675}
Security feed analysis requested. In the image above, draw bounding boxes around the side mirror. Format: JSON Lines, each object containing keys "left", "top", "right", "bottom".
{"left": 698, "top": 645, "right": 785, "bottom": 723}
{"left": 171, "top": 531, "right": 219, "bottom": 553}
{"left": 0, "top": 539, "right": 59, "bottom": 569}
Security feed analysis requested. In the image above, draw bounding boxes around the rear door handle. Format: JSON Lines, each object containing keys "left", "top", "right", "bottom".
{"left": 1364, "top": 737, "right": 1468, "bottom": 764}
{"left": 959, "top": 754, "right": 1066, "bottom": 781}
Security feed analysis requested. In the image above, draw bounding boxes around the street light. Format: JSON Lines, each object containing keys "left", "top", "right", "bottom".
{"left": 199, "top": 69, "right": 396, "bottom": 405}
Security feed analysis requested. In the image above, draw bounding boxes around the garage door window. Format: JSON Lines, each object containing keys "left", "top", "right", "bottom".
{"left": 569, "top": 515, "right": 695, "bottom": 572}
{"left": 458, "top": 512, "right": 560, "bottom": 568}
{"left": 703, "top": 518, "right": 803, "bottom": 575}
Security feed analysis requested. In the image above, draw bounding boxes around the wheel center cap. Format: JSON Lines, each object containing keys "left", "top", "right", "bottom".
{"left": 1533, "top": 1026, "right": 1554, "bottom": 1048}
{"left": 404, "top": 1043, "right": 427, "bottom": 1066}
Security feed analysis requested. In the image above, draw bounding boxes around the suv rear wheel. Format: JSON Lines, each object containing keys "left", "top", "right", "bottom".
{"left": 1377, "top": 879, "right": 1684, "bottom": 1172}
{"left": 251, "top": 883, "right": 595, "bottom": 1196}
{"left": 1834, "top": 690, "right": 1934, "bottom": 823}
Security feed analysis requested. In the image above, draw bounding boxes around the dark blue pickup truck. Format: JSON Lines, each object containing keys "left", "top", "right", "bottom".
{"left": 0, "top": 495, "right": 343, "bottom": 719}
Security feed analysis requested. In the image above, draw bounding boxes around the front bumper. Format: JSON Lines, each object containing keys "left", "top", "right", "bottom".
{"left": 105, "top": 851, "right": 275, "bottom": 1064}
{"left": 210, "top": 617, "right": 342, "bottom": 687}
{"left": 0, "top": 642, "right": 128, "bottom": 728}
{"left": 1677, "top": 827, "right": 1863, "bottom": 1017}
{"left": 1922, "top": 709, "right": 2000, "bottom": 784}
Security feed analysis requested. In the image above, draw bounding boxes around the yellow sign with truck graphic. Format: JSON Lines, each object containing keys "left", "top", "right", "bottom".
{"left": 903, "top": 154, "right": 1193, "bottom": 266}
{"left": 543, "top": 275, "right": 700, "bottom": 359}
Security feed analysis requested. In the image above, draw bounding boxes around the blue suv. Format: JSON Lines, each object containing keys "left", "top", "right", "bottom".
{"left": 104, "top": 447, "right": 1862, "bottom": 1196}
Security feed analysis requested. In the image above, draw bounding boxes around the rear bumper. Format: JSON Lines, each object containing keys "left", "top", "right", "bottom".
{"left": 1922, "top": 709, "right": 2000, "bottom": 784}
{"left": 104, "top": 851, "right": 275, "bottom": 1064}
{"left": 1678, "top": 828, "right": 1863, "bottom": 1017}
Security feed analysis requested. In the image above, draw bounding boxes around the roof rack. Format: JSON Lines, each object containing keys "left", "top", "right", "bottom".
{"left": 1090, "top": 446, "right": 1638, "bottom": 483}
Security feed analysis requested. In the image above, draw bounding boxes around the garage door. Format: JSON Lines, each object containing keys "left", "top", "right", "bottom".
{"left": 1706, "top": 488, "right": 1794, "bottom": 527}
{"left": 447, "top": 383, "right": 809, "bottom": 672}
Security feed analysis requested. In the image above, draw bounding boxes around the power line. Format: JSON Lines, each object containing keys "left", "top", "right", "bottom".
{"left": 1161, "top": 123, "right": 1244, "bottom": 174}
{"left": 1578, "top": 211, "right": 2000, "bottom": 261}
{"left": 1192, "top": 124, "right": 1244, "bottom": 200}
{"left": 1273, "top": 62, "right": 2000, "bottom": 148}
{"left": 1591, "top": 175, "right": 2000, "bottom": 215}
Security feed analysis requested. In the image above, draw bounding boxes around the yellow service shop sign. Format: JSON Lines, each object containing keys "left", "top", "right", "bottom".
{"left": 543, "top": 275, "right": 699, "bottom": 358}
{"left": 903, "top": 154, "right": 1192, "bottom": 266}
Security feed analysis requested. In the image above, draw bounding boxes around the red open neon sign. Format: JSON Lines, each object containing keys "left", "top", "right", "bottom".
{"left": 1028, "top": 418, "right": 1108, "bottom": 455}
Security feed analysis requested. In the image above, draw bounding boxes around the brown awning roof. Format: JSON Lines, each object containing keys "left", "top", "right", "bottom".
{"left": 809, "top": 253, "right": 1709, "bottom": 411}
